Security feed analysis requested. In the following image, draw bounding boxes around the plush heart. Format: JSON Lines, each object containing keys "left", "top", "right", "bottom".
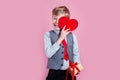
{"left": 58, "top": 16, "right": 78, "bottom": 31}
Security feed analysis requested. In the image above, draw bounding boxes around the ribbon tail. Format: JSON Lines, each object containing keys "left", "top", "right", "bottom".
{"left": 66, "top": 68, "right": 69, "bottom": 80}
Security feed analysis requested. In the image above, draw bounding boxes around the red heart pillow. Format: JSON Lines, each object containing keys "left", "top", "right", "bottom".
{"left": 58, "top": 16, "right": 78, "bottom": 31}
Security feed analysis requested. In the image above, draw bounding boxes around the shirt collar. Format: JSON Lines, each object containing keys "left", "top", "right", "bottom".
{"left": 53, "top": 29, "right": 61, "bottom": 34}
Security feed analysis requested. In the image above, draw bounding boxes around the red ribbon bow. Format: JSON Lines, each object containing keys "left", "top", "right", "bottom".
{"left": 66, "top": 61, "right": 81, "bottom": 80}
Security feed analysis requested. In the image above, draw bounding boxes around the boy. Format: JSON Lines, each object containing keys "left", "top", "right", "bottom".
{"left": 44, "top": 6, "right": 81, "bottom": 80}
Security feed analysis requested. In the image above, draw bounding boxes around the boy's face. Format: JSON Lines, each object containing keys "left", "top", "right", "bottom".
{"left": 52, "top": 14, "right": 67, "bottom": 30}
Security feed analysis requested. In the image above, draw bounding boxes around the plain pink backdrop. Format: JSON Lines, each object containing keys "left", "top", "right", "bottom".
{"left": 0, "top": 0, "right": 120, "bottom": 80}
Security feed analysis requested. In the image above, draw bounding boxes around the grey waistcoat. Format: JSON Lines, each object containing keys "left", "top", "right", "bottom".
{"left": 47, "top": 30, "right": 74, "bottom": 70}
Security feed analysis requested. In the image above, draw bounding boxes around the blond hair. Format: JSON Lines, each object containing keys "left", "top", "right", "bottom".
{"left": 52, "top": 6, "right": 70, "bottom": 18}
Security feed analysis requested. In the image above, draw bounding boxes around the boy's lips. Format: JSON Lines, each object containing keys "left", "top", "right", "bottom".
{"left": 54, "top": 23, "right": 58, "bottom": 26}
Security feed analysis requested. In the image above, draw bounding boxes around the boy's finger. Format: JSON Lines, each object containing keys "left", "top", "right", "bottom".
{"left": 62, "top": 25, "right": 66, "bottom": 31}
{"left": 65, "top": 28, "right": 70, "bottom": 32}
{"left": 66, "top": 31, "right": 71, "bottom": 35}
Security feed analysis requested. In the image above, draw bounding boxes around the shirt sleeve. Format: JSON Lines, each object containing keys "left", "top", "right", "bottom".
{"left": 44, "top": 32, "right": 60, "bottom": 58}
{"left": 72, "top": 33, "right": 81, "bottom": 63}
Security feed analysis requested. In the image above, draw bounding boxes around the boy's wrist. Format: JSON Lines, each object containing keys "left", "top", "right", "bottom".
{"left": 56, "top": 37, "right": 63, "bottom": 45}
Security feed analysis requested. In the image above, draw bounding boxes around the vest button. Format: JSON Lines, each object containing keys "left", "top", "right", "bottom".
{"left": 61, "top": 64, "right": 63, "bottom": 66}
{"left": 62, "top": 52, "right": 63, "bottom": 54}
{"left": 62, "top": 46, "right": 64, "bottom": 48}
{"left": 61, "top": 57, "right": 63, "bottom": 60}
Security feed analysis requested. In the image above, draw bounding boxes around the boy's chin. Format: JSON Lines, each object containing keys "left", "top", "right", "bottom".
{"left": 54, "top": 26, "right": 60, "bottom": 30}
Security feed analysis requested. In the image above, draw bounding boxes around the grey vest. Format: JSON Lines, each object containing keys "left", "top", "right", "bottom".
{"left": 47, "top": 30, "right": 74, "bottom": 70}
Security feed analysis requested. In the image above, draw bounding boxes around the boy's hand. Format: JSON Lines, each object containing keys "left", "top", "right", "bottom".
{"left": 56, "top": 25, "right": 71, "bottom": 45}
{"left": 59, "top": 25, "right": 71, "bottom": 40}
{"left": 69, "top": 63, "right": 84, "bottom": 76}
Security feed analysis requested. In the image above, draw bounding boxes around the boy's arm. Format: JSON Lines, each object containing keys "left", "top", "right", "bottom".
{"left": 72, "top": 33, "right": 81, "bottom": 63}
{"left": 44, "top": 32, "right": 60, "bottom": 58}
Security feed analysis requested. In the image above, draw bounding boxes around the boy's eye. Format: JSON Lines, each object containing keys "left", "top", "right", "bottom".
{"left": 53, "top": 18, "right": 57, "bottom": 20}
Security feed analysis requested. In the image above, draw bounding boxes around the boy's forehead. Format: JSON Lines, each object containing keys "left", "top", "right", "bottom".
{"left": 52, "top": 14, "right": 67, "bottom": 18}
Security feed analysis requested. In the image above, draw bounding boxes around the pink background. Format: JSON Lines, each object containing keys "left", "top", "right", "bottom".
{"left": 0, "top": 0, "right": 120, "bottom": 80}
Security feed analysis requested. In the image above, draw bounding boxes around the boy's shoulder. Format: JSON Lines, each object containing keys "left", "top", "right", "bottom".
{"left": 45, "top": 30, "right": 54, "bottom": 33}
{"left": 44, "top": 30, "right": 55, "bottom": 37}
